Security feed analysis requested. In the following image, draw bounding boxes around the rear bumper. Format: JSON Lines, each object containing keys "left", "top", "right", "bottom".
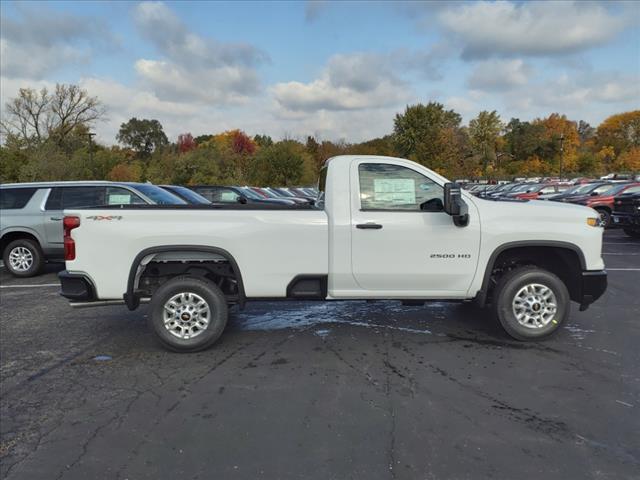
{"left": 579, "top": 270, "right": 607, "bottom": 310}
{"left": 59, "top": 270, "right": 96, "bottom": 301}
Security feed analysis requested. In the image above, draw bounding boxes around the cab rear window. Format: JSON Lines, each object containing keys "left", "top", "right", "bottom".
{"left": 0, "top": 188, "right": 38, "bottom": 209}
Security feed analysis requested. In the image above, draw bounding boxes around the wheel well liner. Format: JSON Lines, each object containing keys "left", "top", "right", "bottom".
{"left": 1, "top": 231, "right": 41, "bottom": 254}
{"left": 476, "top": 241, "right": 586, "bottom": 306}
{"left": 125, "top": 245, "right": 245, "bottom": 310}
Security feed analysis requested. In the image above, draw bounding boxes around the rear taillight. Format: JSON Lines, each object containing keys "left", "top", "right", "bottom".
{"left": 63, "top": 216, "right": 80, "bottom": 261}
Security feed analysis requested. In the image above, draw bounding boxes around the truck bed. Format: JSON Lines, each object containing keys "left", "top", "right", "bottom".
{"left": 64, "top": 207, "right": 328, "bottom": 300}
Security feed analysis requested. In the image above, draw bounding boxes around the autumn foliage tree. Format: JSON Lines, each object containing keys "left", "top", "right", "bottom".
{"left": 177, "top": 133, "right": 196, "bottom": 153}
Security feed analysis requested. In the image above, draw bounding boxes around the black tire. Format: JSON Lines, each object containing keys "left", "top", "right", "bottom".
{"left": 148, "top": 276, "right": 228, "bottom": 352}
{"left": 623, "top": 228, "right": 640, "bottom": 239}
{"left": 492, "top": 266, "right": 570, "bottom": 341}
{"left": 595, "top": 208, "right": 611, "bottom": 228}
{"left": 2, "top": 238, "right": 44, "bottom": 278}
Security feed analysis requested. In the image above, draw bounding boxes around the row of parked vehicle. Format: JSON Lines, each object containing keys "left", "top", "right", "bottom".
{"left": 0, "top": 181, "right": 318, "bottom": 277}
{"left": 465, "top": 179, "right": 640, "bottom": 231}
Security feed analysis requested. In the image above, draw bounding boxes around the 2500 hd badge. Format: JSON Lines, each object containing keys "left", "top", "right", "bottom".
{"left": 430, "top": 253, "right": 472, "bottom": 259}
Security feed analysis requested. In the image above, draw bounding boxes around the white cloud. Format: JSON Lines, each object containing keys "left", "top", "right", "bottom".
{"left": 438, "top": 1, "right": 629, "bottom": 59}
{"left": 0, "top": 5, "right": 115, "bottom": 79}
{"left": 132, "top": 1, "right": 266, "bottom": 104}
{"left": 467, "top": 59, "right": 531, "bottom": 91}
{"left": 272, "top": 53, "right": 411, "bottom": 112}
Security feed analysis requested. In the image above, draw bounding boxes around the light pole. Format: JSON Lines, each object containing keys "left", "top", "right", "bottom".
{"left": 82, "top": 132, "right": 96, "bottom": 177}
{"left": 559, "top": 133, "right": 564, "bottom": 180}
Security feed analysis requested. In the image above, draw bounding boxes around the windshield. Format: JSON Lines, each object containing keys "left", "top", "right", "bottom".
{"left": 131, "top": 184, "right": 187, "bottom": 205}
{"left": 601, "top": 184, "right": 635, "bottom": 196}
{"left": 563, "top": 183, "right": 597, "bottom": 195}
{"left": 168, "top": 186, "right": 210, "bottom": 204}
{"left": 237, "top": 187, "right": 263, "bottom": 200}
{"left": 510, "top": 184, "right": 535, "bottom": 193}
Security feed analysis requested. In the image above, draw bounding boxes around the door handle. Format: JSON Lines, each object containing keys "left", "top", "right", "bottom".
{"left": 50, "top": 217, "right": 62, "bottom": 221}
{"left": 356, "top": 223, "right": 383, "bottom": 230}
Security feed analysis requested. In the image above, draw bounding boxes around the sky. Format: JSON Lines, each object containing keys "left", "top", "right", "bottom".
{"left": 1, "top": 0, "right": 639, "bottom": 145}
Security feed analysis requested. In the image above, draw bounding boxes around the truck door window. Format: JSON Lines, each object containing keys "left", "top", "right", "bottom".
{"left": 358, "top": 163, "right": 443, "bottom": 211}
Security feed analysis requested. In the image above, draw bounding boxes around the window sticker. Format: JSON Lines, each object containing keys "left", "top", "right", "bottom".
{"left": 373, "top": 178, "right": 416, "bottom": 204}
{"left": 220, "top": 191, "right": 238, "bottom": 201}
{"left": 108, "top": 194, "right": 131, "bottom": 205}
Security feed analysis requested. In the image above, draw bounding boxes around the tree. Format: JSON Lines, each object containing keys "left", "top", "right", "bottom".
{"left": 0, "top": 84, "right": 105, "bottom": 148}
{"left": 595, "top": 111, "right": 640, "bottom": 155}
{"left": 534, "top": 114, "right": 580, "bottom": 174}
{"left": 393, "top": 102, "right": 462, "bottom": 160}
{"left": 615, "top": 147, "right": 640, "bottom": 171}
{"left": 469, "top": 110, "right": 503, "bottom": 173}
{"left": 503, "top": 118, "right": 545, "bottom": 162}
{"left": 577, "top": 120, "right": 595, "bottom": 144}
{"left": 254, "top": 134, "right": 273, "bottom": 148}
{"left": 194, "top": 134, "right": 213, "bottom": 145}
{"left": 177, "top": 133, "right": 196, "bottom": 153}
{"left": 116, "top": 118, "right": 168, "bottom": 156}
{"left": 251, "top": 141, "right": 308, "bottom": 186}
{"left": 107, "top": 162, "right": 143, "bottom": 182}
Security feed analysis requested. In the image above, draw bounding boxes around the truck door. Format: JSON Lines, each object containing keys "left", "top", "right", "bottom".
{"left": 350, "top": 160, "right": 480, "bottom": 295}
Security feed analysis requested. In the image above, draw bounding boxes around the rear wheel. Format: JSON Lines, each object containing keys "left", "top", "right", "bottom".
{"left": 492, "top": 266, "right": 570, "bottom": 341}
{"left": 3, "top": 239, "right": 44, "bottom": 277}
{"left": 148, "top": 276, "right": 228, "bottom": 352}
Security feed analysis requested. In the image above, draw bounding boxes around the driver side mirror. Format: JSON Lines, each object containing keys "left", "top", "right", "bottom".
{"left": 237, "top": 195, "right": 248, "bottom": 204}
{"left": 444, "top": 183, "right": 469, "bottom": 227}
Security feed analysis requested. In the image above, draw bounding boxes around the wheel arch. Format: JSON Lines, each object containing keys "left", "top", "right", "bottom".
{"left": 1, "top": 228, "right": 43, "bottom": 254}
{"left": 124, "top": 245, "right": 246, "bottom": 310}
{"left": 476, "top": 241, "right": 586, "bottom": 306}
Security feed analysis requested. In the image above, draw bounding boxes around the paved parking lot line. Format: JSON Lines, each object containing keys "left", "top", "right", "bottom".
{"left": 0, "top": 284, "right": 60, "bottom": 288}
{"left": 606, "top": 268, "right": 640, "bottom": 271}
{"left": 603, "top": 252, "right": 640, "bottom": 255}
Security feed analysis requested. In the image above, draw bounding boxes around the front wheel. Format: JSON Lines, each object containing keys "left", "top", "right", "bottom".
{"left": 492, "top": 266, "right": 570, "bottom": 341}
{"left": 148, "top": 276, "right": 229, "bottom": 352}
{"left": 595, "top": 208, "right": 611, "bottom": 228}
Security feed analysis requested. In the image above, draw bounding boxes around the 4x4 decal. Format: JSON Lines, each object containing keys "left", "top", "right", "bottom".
{"left": 86, "top": 215, "right": 123, "bottom": 221}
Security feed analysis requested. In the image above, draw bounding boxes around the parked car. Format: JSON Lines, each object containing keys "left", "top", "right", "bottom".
{"left": 188, "top": 185, "right": 295, "bottom": 206}
{"left": 539, "top": 182, "right": 607, "bottom": 201}
{"left": 159, "top": 185, "right": 211, "bottom": 205}
{"left": 569, "top": 183, "right": 640, "bottom": 227}
{"left": 549, "top": 182, "right": 616, "bottom": 203}
{"left": 509, "top": 183, "right": 569, "bottom": 200}
{"left": 611, "top": 192, "right": 640, "bottom": 238}
{"left": 59, "top": 155, "right": 606, "bottom": 352}
{"left": 263, "top": 187, "right": 311, "bottom": 204}
{"left": 0, "top": 181, "right": 185, "bottom": 277}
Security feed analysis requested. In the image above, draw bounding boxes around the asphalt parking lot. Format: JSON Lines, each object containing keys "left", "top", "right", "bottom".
{"left": 1, "top": 230, "right": 639, "bottom": 480}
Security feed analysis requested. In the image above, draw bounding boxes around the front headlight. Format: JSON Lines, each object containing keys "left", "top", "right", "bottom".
{"left": 587, "top": 217, "right": 602, "bottom": 227}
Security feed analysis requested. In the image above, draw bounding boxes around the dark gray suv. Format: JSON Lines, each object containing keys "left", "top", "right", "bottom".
{"left": 0, "top": 181, "right": 185, "bottom": 277}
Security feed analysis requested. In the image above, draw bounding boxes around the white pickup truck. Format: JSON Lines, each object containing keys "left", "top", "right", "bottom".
{"left": 59, "top": 155, "right": 607, "bottom": 352}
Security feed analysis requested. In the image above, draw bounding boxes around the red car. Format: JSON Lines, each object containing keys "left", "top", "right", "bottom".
{"left": 573, "top": 183, "right": 640, "bottom": 227}
{"left": 511, "top": 183, "right": 569, "bottom": 200}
